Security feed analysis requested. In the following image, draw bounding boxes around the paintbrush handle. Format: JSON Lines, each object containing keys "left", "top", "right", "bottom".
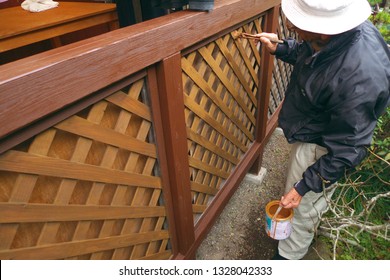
{"left": 271, "top": 205, "right": 283, "bottom": 221}
{"left": 241, "top": 33, "right": 284, "bottom": 44}
{"left": 267, "top": 37, "right": 284, "bottom": 44}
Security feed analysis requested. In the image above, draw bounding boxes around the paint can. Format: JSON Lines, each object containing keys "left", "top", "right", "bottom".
{"left": 265, "top": 200, "right": 293, "bottom": 240}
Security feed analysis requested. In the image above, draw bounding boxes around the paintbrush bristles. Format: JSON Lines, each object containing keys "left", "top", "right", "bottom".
{"left": 231, "top": 30, "right": 242, "bottom": 40}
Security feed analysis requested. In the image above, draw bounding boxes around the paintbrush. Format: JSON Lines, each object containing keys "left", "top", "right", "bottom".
{"left": 271, "top": 205, "right": 283, "bottom": 221}
{"left": 233, "top": 31, "right": 284, "bottom": 44}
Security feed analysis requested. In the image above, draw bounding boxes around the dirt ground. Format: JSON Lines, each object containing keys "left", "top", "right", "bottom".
{"left": 195, "top": 128, "right": 331, "bottom": 260}
{"left": 195, "top": 128, "right": 290, "bottom": 260}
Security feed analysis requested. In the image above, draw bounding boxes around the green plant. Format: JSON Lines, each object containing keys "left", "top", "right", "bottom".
{"left": 318, "top": 108, "right": 390, "bottom": 260}
{"left": 368, "top": 0, "right": 384, "bottom": 6}
{"left": 370, "top": 12, "right": 390, "bottom": 43}
{"left": 369, "top": 0, "right": 390, "bottom": 43}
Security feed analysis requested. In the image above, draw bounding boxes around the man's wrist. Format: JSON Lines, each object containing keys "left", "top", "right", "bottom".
{"left": 273, "top": 39, "right": 288, "bottom": 56}
{"left": 294, "top": 180, "right": 310, "bottom": 196}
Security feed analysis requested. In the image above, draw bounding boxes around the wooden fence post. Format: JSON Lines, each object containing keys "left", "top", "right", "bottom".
{"left": 250, "top": 5, "right": 281, "bottom": 174}
{"left": 153, "top": 53, "right": 196, "bottom": 258}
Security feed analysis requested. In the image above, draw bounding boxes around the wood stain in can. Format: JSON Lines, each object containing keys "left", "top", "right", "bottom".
{"left": 265, "top": 200, "right": 294, "bottom": 240}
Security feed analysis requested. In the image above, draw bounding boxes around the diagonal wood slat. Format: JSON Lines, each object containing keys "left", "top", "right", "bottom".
{"left": 0, "top": 230, "right": 170, "bottom": 260}
{"left": 197, "top": 45, "right": 256, "bottom": 124}
{"left": 181, "top": 16, "right": 265, "bottom": 220}
{"left": 186, "top": 128, "right": 239, "bottom": 165}
{"left": 35, "top": 101, "right": 108, "bottom": 247}
{"left": 183, "top": 94, "right": 248, "bottom": 153}
{"left": 231, "top": 31, "right": 259, "bottom": 84}
{"left": 0, "top": 150, "right": 161, "bottom": 188}
{"left": 182, "top": 58, "right": 254, "bottom": 141}
{"left": 0, "top": 203, "right": 166, "bottom": 223}
{"left": 138, "top": 250, "right": 173, "bottom": 260}
{"left": 190, "top": 181, "right": 219, "bottom": 195}
{"left": 241, "top": 24, "right": 262, "bottom": 63}
{"left": 0, "top": 130, "right": 57, "bottom": 250}
{"left": 106, "top": 92, "right": 152, "bottom": 122}
{"left": 215, "top": 38, "right": 258, "bottom": 106}
{"left": 268, "top": 12, "right": 294, "bottom": 119}
{"left": 188, "top": 157, "right": 230, "bottom": 179}
{"left": 55, "top": 115, "right": 157, "bottom": 158}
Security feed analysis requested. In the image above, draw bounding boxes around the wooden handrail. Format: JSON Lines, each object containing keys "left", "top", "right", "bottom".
{"left": 0, "top": 0, "right": 279, "bottom": 141}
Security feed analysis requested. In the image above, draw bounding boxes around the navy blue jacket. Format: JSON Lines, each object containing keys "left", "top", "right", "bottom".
{"left": 275, "top": 20, "right": 390, "bottom": 196}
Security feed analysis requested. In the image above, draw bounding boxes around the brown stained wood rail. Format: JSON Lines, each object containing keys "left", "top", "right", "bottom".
{"left": 0, "top": 2, "right": 118, "bottom": 52}
{"left": 0, "top": 0, "right": 279, "bottom": 142}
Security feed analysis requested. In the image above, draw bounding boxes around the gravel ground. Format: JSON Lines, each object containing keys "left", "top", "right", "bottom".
{"left": 195, "top": 128, "right": 332, "bottom": 260}
{"left": 196, "top": 128, "right": 290, "bottom": 260}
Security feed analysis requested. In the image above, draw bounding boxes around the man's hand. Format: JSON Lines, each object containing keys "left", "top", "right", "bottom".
{"left": 257, "top": 32, "right": 280, "bottom": 54}
{"left": 280, "top": 187, "right": 302, "bottom": 209}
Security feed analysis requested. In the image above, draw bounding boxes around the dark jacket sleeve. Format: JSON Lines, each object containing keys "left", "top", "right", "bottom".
{"left": 295, "top": 78, "right": 389, "bottom": 196}
{"left": 274, "top": 38, "right": 302, "bottom": 65}
{"left": 295, "top": 120, "right": 369, "bottom": 196}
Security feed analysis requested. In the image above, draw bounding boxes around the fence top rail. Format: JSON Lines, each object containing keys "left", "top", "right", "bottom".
{"left": 0, "top": 0, "right": 279, "bottom": 140}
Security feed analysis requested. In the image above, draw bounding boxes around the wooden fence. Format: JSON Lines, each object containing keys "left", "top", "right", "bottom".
{"left": 0, "top": 0, "right": 293, "bottom": 260}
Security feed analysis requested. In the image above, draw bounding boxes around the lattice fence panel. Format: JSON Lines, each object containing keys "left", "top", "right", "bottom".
{"left": 182, "top": 16, "right": 264, "bottom": 222}
{"left": 268, "top": 11, "right": 295, "bottom": 118}
{"left": 0, "top": 78, "right": 172, "bottom": 260}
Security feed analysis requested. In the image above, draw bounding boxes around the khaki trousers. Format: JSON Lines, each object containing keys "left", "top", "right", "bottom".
{"left": 278, "top": 142, "right": 335, "bottom": 260}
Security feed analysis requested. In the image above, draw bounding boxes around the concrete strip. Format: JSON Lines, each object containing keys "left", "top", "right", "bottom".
{"left": 242, "top": 167, "right": 267, "bottom": 185}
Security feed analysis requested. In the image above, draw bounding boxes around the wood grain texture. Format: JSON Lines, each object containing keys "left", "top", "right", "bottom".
{"left": 0, "top": 0, "right": 290, "bottom": 261}
{"left": 0, "top": 2, "right": 117, "bottom": 40}
{"left": 0, "top": 150, "right": 161, "bottom": 188}
{"left": 55, "top": 115, "right": 156, "bottom": 158}
{"left": 0, "top": 230, "right": 170, "bottom": 260}
{"left": 155, "top": 53, "right": 195, "bottom": 255}
{"left": 0, "top": 74, "right": 174, "bottom": 260}
{"left": 0, "top": 0, "right": 279, "bottom": 139}
{"left": 0, "top": 203, "right": 166, "bottom": 223}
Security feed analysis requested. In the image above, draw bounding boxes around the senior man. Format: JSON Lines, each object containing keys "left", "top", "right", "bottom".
{"left": 258, "top": 0, "right": 390, "bottom": 260}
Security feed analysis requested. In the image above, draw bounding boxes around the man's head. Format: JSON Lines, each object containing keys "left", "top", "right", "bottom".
{"left": 285, "top": 17, "right": 333, "bottom": 51}
{"left": 282, "top": 0, "right": 372, "bottom": 35}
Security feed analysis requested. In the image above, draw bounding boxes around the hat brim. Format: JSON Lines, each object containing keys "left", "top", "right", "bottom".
{"left": 282, "top": 0, "right": 372, "bottom": 35}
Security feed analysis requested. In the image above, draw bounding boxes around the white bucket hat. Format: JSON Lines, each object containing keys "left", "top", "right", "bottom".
{"left": 282, "top": 0, "right": 372, "bottom": 35}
